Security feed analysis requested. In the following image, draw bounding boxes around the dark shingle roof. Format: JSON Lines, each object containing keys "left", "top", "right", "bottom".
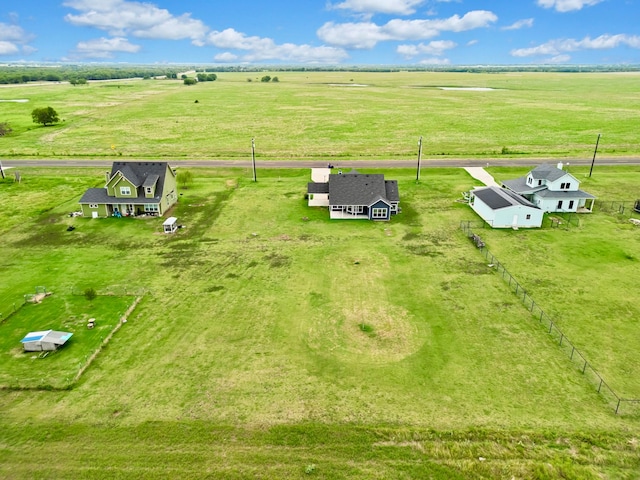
{"left": 384, "top": 180, "right": 399, "bottom": 202}
{"left": 79, "top": 188, "right": 113, "bottom": 204}
{"left": 308, "top": 182, "right": 329, "bottom": 194}
{"left": 329, "top": 173, "right": 390, "bottom": 206}
{"left": 111, "top": 162, "right": 170, "bottom": 199}
{"left": 80, "top": 162, "right": 172, "bottom": 204}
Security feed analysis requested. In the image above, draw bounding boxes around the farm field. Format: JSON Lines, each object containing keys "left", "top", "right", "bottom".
{"left": 1, "top": 71, "right": 640, "bottom": 161}
{"left": 0, "top": 165, "right": 639, "bottom": 478}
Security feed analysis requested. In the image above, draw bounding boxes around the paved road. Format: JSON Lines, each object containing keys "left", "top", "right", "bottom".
{"left": 2, "top": 157, "right": 640, "bottom": 169}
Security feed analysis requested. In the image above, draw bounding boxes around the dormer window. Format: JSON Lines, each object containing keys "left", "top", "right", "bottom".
{"left": 560, "top": 182, "right": 571, "bottom": 189}
{"left": 538, "top": 180, "right": 542, "bottom": 186}
{"left": 146, "top": 187, "right": 153, "bottom": 194}
{"left": 120, "top": 186, "right": 131, "bottom": 196}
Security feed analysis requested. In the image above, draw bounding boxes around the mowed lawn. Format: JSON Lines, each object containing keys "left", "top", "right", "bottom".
{"left": 1, "top": 167, "right": 639, "bottom": 478}
{"left": 2, "top": 70, "right": 640, "bottom": 160}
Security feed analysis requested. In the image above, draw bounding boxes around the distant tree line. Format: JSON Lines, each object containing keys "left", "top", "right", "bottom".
{"left": 0, "top": 66, "right": 190, "bottom": 84}
{"left": 1, "top": 64, "right": 638, "bottom": 86}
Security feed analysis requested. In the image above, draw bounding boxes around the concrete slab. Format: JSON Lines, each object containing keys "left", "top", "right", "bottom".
{"left": 464, "top": 167, "right": 500, "bottom": 188}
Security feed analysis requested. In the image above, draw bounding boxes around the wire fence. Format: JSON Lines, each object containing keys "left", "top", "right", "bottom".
{"left": 0, "top": 302, "right": 23, "bottom": 326}
{"left": 595, "top": 199, "right": 640, "bottom": 217}
{"left": 461, "top": 221, "right": 640, "bottom": 415}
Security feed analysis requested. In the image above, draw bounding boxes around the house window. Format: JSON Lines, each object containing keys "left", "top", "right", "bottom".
{"left": 526, "top": 214, "right": 531, "bottom": 220}
{"left": 371, "top": 208, "right": 387, "bottom": 219}
{"left": 527, "top": 177, "right": 532, "bottom": 185}
{"left": 145, "top": 187, "right": 153, "bottom": 194}
{"left": 120, "top": 186, "right": 131, "bottom": 196}
{"left": 557, "top": 200, "right": 563, "bottom": 209}
{"left": 538, "top": 180, "right": 542, "bottom": 186}
{"left": 346, "top": 205, "right": 364, "bottom": 214}
{"left": 89, "top": 204, "right": 98, "bottom": 209}
{"left": 144, "top": 204, "right": 159, "bottom": 212}
{"left": 565, "top": 183, "right": 570, "bottom": 189}
{"left": 569, "top": 200, "right": 574, "bottom": 209}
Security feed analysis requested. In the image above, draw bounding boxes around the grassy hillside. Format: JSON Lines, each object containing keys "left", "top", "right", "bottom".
{"left": 1, "top": 71, "right": 639, "bottom": 160}
{"left": 0, "top": 166, "right": 639, "bottom": 478}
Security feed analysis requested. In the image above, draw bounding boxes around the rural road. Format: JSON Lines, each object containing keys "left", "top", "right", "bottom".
{"left": 3, "top": 157, "right": 640, "bottom": 169}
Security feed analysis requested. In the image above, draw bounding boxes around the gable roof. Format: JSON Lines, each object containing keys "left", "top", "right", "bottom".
{"left": 79, "top": 162, "right": 173, "bottom": 204}
{"left": 110, "top": 162, "right": 170, "bottom": 190}
{"left": 329, "top": 171, "right": 397, "bottom": 206}
{"left": 474, "top": 186, "right": 539, "bottom": 210}
{"left": 529, "top": 163, "right": 568, "bottom": 182}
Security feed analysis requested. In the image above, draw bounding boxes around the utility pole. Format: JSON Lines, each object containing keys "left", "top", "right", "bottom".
{"left": 589, "top": 133, "right": 601, "bottom": 178}
{"left": 416, "top": 136, "right": 423, "bottom": 182}
{"left": 251, "top": 137, "right": 257, "bottom": 182}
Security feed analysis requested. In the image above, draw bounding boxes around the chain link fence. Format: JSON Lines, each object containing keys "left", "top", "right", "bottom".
{"left": 461, "top": 221, "right": 640, "bottom": 415}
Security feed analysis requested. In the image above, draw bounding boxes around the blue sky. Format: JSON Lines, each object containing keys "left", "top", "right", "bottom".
{"left": 1, "top": 0, "right": 639, "bottom": 65}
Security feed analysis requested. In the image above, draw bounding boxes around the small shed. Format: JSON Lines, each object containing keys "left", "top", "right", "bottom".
{"left": 163, "top": 216, "right": 178, "bottom": 234}
{"left": 20, "top": 330, "right": 73, "bottom": 352}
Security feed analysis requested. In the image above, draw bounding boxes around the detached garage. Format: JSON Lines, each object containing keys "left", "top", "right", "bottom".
{"left": 20, "top": 330, "right": 73, "bottom": 352}
{"left": 469, "top": 186, "right": 543, "bottom": 228}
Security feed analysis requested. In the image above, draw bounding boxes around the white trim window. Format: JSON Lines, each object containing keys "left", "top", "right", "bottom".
{"left": 120, "top": 186, "right": 132, "bottom": 196}
{"left": 144, "top": 204, "right": 159, "bottom": 213}
{"left": 89, "top": 204, "right": 98, "bottom": 209}
{"left": 371, "top": 207, "right": 387, "bottom": 219}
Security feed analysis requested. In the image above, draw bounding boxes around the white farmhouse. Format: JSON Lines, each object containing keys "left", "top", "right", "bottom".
{"left": 501, "top": 163, "right": 595, "bottom": 213}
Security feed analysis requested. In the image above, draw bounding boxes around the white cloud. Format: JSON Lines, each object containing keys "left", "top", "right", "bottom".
{"left": 74, "top": 36, "right": 141, "bottom": 58}
{"left": 511, "top": 34, "right": 640, "bottom": 57}
{"left": 206, "top": 28, "right": 348, "bottom": 63}
{"left": 502, "top": 18, "right": 534, "bottom": 31}
{"left": 0, "top": 41, "right": 20, "bottom": 55}
{"left": 536, "top": 0, "right": 603, "bottom": 12}
{"left": 0, "top": 21, "right": 36, "bottom": 56}
{"left": 63, "top": 0, "right": 208, "bottom": 43}
{"left": 549, "top": 54, "right": 571, "bottom": 63}
{"left": 397, "top": 39, "right": 456, "bottom": 58}
{"left": 318, "top": 10, "right": 497, "bottom": 48}
{"left": 329, "top": 0, "right": 426, "bottom": 15}
{"left": 214, "top": 52, "right": 239, "bottom": 62}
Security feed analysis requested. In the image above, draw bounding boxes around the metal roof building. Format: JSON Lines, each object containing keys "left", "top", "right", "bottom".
{"left": 469, "top": 186, "right": 544, "bottom": 228}
{"left": 20, "top": 330, "right": 73, "bottom": 352}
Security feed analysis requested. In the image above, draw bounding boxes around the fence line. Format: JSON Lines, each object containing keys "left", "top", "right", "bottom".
{"left": 460, "top": 221, "right": 640, "bottom": 415}
{"left": 596, "top": 199, "right": 640, "bottom": 217}
{"left": 0, "top": 302, "right": 22, "bottom": 326}
{"left": 72, "top": 296, "right": 143, "bottom": 384}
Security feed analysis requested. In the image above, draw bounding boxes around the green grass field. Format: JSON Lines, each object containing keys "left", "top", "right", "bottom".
{"left": 1, "top": 166, "right": 640, "bottom": 478}
{"left": 2, "top": 71, "right": 640, "bottom": 161}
